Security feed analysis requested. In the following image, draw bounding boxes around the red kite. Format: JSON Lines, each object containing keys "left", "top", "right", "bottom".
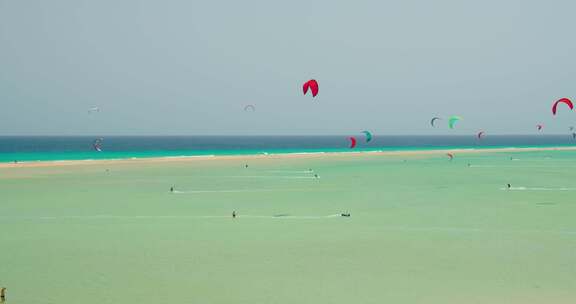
{"left": 552, "top": 98, "right": 573, "bottom": 115}
{"left": 303, "top": 79, "right": 319, "bottom": 97}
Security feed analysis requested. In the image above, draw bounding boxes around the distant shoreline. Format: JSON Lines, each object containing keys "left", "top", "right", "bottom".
{"left": 1, "top": 146, "right": 575, "bottom": 168}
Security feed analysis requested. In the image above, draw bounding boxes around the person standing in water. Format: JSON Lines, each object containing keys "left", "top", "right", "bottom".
{"left": 1, "top": 287, "right": 6, "bottom": 301}
{"left": 170, "top": 186, "right": 174, "bottom": 193}
{"left": 232, "top": 211, "right": 237, "bottom": 218}
{"left": 507, "top": 183, "right": 511, "bottom": 190}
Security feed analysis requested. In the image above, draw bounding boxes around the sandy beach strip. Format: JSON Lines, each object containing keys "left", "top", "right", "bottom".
{"left": 1, "top": 146, "right": 575, "bottom": 169}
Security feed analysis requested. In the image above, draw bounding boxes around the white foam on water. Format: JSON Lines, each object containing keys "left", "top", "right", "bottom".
{"left": 162, "top": 155, "right": 216, "bottom": 159}
{"left": 284, "top": 152, "right": 326, "bottom": 156}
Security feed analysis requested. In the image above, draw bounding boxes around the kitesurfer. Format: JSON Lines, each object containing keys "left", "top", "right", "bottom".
{"left": 93, "top": 138, "right": 103, "bottom": 152}
{"left": 1, "top": 287, "right": 5, "bottom": 301}
{"left": 507, "top": 184, "right": 511, "bottom": 190}
{"left": 170, "top": 186, "right": 174, "bottom": 193}
{"left": 232, "top": 211, "right": 237, "bottom": 218}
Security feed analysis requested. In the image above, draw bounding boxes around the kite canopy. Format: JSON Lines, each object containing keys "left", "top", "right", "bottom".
{"left": 244, "top": 104, "right": 256, "bottom": 112}
{"left": 361, "top": 130, "right": 373, "bottom": 143}
{"left": 448, "top": 116, "right": 462, "bottom": 129}
{"left": 552, "top": 98, "right": 573, "bottom": 115}
{"left": 447, "top": 153, "right": 454, "bottom": 160}
{"left": 349, "top": 137, "right": 357, "bottom": 148}
{"left": 430, "top": 117, "right": 441, "bottom": 127}
{"left": 477, "top": 131, "right": 485, "bottom": 140}
{"left": 88, "top": 107, "right": 100, "bottom": 114}
{"left": 537, "top": 124, "right": 544, "bottom": 131}
{"left": 303, "top": 79, "right": 319, "bottom": 97}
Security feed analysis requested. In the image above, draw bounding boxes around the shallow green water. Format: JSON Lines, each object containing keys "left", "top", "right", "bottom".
{"left": 1, "top": 150, "right": 576, "bottom": 303}
{"left": 1, "top": 143, "right": 574, "bottom": 163}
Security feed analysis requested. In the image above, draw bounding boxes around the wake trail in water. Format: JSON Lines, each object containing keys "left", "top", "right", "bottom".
{"left": 471, "top": 165, "right": 576, "bottom": 168}
{"left": 375, "top": 226, "right": 576, "bottom": 235}
{"left": 265, "top": 170, "right": 315, "bottom": 173}
{"left": 224, "top": 175, "right": 318, "bottom": 179}
{"left": 500, "top": 187, "right": 576, "bottom": 191}
{"left": 173, "top": 188, "right": 316, "bottom": 194}
{"left": 0, "top": 214, "right": 343, "bottom": 221}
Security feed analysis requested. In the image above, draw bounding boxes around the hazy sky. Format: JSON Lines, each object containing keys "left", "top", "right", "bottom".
{"left": 1, "top": 0, "right": 575, "bottom": 135}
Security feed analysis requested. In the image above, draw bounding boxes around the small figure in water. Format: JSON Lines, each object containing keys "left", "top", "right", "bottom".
{"left": 467, "top": 163, "right": 471, "bottom": 167}
{"left": 245, "top": 164, "right": 249, "bottom": 168}
{"left": 232, "top": 211, "right": 237, "bottom": 218}
{"left": 507, "top": 183, "right": 511, "bottom": 190}
{"left": 170, "top": 186, "right": 174, "bottom": 193}
{"left": 1, "top": 287, "right": 6, "bottom": 301}
{"left": 314, "top": 174, "right": 319, "bottom": 179}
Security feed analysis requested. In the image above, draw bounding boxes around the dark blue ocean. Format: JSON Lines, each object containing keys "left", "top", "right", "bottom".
{"left": 0, "top": 135, "right": 575, "bottom": 163}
